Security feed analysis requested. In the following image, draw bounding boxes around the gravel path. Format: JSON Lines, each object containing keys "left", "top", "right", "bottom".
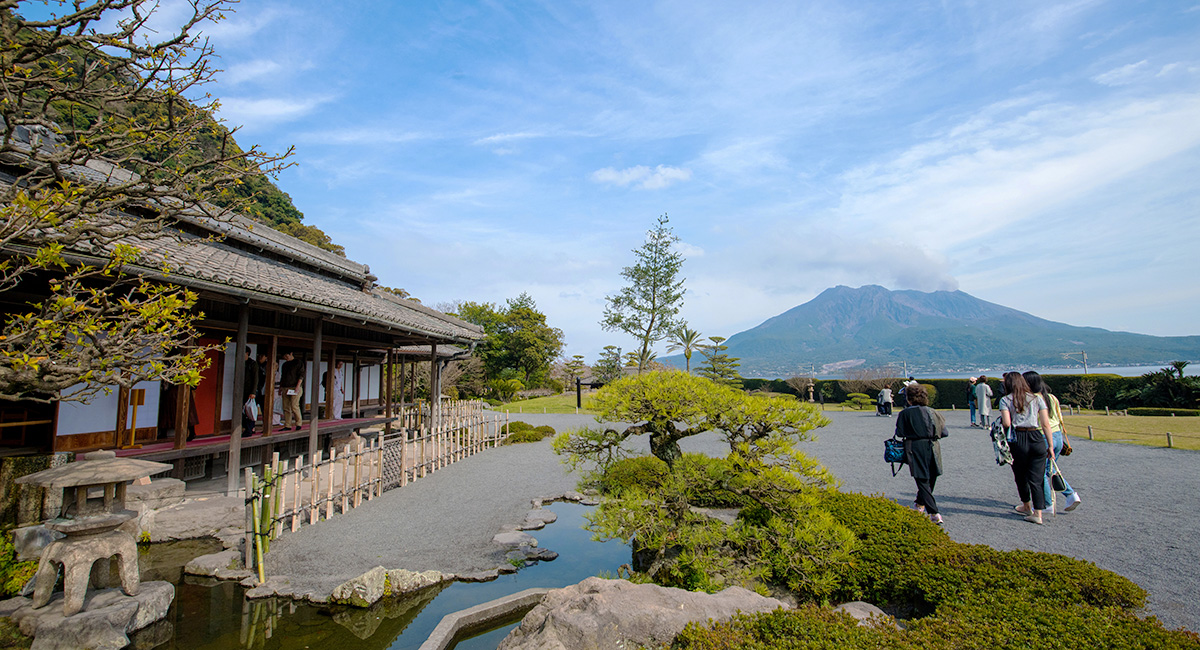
{"left": 263, "top": 409, "right": 1199, "bottom": 633}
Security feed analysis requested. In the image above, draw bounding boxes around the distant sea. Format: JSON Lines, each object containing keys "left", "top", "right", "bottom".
{"left": 807, "top": 363, "right": 1199, "bottom": 381}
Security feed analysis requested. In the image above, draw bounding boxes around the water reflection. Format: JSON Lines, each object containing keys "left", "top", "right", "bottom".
{"left": 128, "top": 501, "right": 627, "bottom": 650}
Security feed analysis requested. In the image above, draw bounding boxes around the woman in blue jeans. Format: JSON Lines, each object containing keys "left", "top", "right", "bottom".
{"left": 1024, "top": 371, "right": 1081, "bottom": 513}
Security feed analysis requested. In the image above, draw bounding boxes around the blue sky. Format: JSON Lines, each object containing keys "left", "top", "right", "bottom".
{"left": 55, "top": 1, "right": 1200, "bottom": 363}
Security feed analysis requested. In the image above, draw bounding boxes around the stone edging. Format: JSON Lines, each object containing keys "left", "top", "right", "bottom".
{"left": 416, "top": 588, "right": 551, "bottom": 650}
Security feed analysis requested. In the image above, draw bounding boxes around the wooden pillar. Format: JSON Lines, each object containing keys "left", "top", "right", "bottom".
{"left": 398, "top": 354, "right": 406, "bottom": 430}
{"left": 325, "top": 344, "right": 337, "bottom": 420}
{"left": 115, "top": 379, "right": 130, "bottom": 449}
{"left": 308, "top": 317, "right": 323, "bottom": 461}
{"left": 384, "top": 349, "right": 393, "bottom": 436}
{"left": 263, "top": 336, "right": 277, "bottom": 436}
{"left": 352, "top": 351, "right": 361, "bottom": 419}
{"left": 429, "top": 344, "right": 438, "bottom": 435}
{"left": 227, "top": 304, "right": 249, "bottom": 497}
{"left": 172, "top": 385, "right": 191, "bottom": 450}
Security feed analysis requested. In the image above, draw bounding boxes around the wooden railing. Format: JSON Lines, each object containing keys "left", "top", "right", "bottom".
{"left": 244, "top": 400, "right": 512, "bottom": 578}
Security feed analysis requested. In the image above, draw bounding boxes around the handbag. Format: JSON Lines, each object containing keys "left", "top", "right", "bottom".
{"left": 1060, "top": 433, "right": 1073, "bottom": 456}
{"left": 884, "top": 436, "right": 906, "bottom": 477}
{"left": 1049, "top": 458, "right": 1067, "bottom": 492}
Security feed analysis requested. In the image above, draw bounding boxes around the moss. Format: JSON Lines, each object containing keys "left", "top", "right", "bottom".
{"left": 138, "top": 531, "right": 151, "bottom": 543}
{"left": 0, "top": 617, "right": 32, "bottom": 650}
{"left": 0, "top": 530, "right": 37, "bottom": 599}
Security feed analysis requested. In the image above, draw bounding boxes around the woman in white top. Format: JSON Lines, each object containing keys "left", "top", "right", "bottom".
{"left": 999, "top": 371, "right": 1054, "bottom": 525}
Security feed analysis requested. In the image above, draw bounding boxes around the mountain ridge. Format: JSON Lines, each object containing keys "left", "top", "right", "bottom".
{"left": 668, "top": 285, "right": 1200, "bottom": 378}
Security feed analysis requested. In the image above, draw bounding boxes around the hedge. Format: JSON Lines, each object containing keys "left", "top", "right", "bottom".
{"left": 1127, "top": 407, "right": 1200, "bottom": 417}
{"left": 672, "top": 491, "right": 1195, "bottom": 650}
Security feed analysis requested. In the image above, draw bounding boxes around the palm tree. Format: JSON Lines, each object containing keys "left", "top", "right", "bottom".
{"left": 667, "top": 325, "right": 704, "bottom": 373}
{"left": 1169, "top": 360, "right": 1189, "bottom": 380}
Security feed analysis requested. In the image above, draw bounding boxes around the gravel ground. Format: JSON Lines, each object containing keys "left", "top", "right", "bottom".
{"left": 263, "top": 409, "right": 1199, "bottom": 633}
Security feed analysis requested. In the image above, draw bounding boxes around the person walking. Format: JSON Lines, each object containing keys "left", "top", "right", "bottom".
{"left": 894, "top": 383, "right": 948, "bottom": 525}
{"left": 1000, "top": 372, "right": 1054, "bottom": 525}
{"left": 967, "top": 376, "right": 978, "bottom": 426}
{"left": 877, "top": 386, "right": 893, "bottom": 416}
{"left": 975, "top": 376, "right": 994, "bottom": 428}
{"left": 326, "top": 360, "right": 346, "bottom": 420}
{"left": 1024, "top": 371, "right": 1081, "bottom": 513}
{"left": 279, "top": 351, "right": 305, "bottom": 431}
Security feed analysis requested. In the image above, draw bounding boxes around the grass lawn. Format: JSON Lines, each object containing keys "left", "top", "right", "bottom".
{"left": 500, "top": 392, "right": 597, "bottom": 415}
{"left": 1064, "top": 414, "right": 1200, "bottom": 450}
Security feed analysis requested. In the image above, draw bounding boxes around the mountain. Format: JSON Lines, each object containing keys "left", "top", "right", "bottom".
{"left": 678, "top": 285, "right": 1200, "bottom": 378}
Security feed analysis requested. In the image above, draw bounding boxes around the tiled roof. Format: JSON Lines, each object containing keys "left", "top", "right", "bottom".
{"left": 128, "top": 227, "right": 484, "bottom": 343}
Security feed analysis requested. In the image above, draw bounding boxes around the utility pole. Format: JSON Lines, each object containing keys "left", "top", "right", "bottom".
{"left": 1062, "top": 351, "right": 1089, "bottom": 374}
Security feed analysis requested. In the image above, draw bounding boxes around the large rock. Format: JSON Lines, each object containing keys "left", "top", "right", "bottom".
{"left": 330, "top": 566, "right": 387, "bottom": 607}
{"left": 11, "top": 525, "right": 63, "bottom": 562}
{"left": 493, "top": 531, "right": 537, "bottom": 547}
{"left": 385, "top": 569, "right": 448, "bottom": 595}
{"left": 126, "top": 479, "right": 186, "bottom": 512}
{"left": 498, "top": 577, "right": 786, "bottom": 650}
{"left": 8, "top": 582, "right": 174, "bottom": 650}
{"left": 833, "top": 601, "right": 899, "bottom": 628}
{"left": 184, "top": 550, "right": 252, "bottom": 581}
{"left": 142, "top": 496, "right": 244, "bottom": 542}
{"left": 517, "top": 509, "right": 558, "bottom": 531}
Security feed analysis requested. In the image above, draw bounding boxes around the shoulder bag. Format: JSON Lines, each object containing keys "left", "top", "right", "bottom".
{"left": 884, "top": 435, "right": 906, "bottom": 477}
{"left": 1049, "top": 458, "right": 1067, "bottom": 492}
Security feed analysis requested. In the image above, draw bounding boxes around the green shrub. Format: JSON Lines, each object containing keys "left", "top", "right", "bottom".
{"left": 917, "top": 383, "right": 937, "bottom": 407}
{"left": 504, "top": 420, "right": 534, "bottom": 434}
{"left": 844, "top": 393, "right": 875, "bottom": 410}
{"left": 674, "top": 600, "right": 1200, "bottom": 650}
{"left": 0, "top": 530, "right": 36, "bottom": 599}
{"left": 599, "top": 455, "right": 670, "bottom": 496}
{"left": 1127, "top": 407, "right": 1200, "bottom": 417}
{"left": 503, "top": 429, "right": 546, "bottom": 444}
{"left": 533, "top": 425, "right": 556, "bottom": 437}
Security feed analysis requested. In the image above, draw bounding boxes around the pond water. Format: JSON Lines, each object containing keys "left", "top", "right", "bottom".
{"left": 129, "top": 501, "right": 628, "bottom": 650}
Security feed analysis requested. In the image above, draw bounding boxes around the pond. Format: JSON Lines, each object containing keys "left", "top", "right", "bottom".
{"left": 129, "top": 501, "right": 628, "bottom": 650}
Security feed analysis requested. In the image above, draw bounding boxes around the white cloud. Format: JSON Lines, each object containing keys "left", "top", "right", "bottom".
{"left": 222, "top": 59, "right": 282, "bottom": 85}
{"left": 474, "top": 132, "right": 543, "bottom": 145}
{"left": 1092, "top": 60, "right": 1150, "bottom": 86}
{"left": 216, "top": 95, "right": 333, "bottom": 126}
{"left": 591, "top": 164, "right": 692, "bottom": 190}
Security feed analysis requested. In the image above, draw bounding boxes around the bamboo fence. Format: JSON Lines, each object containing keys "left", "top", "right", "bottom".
{"left": 243, "top": 400, "right": 512, "bottom": 576}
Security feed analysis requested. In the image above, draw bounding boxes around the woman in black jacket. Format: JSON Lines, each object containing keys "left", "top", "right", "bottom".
{"left": 895, "top": 383, "right": 948, "bottom": 524}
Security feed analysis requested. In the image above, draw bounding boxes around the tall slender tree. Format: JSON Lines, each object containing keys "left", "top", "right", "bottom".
{"left": 601, "top": 214, "right": 686, "bottom": 373}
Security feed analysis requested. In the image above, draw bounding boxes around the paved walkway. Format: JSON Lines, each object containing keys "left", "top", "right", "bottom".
{"left": 263, "top": 409, "right": 1199, "bottom": 633}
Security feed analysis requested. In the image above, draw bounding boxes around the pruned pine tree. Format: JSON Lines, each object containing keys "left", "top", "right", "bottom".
{"left": 0, "top": 1, "right": 292, "bottom": 402}
{"left": 601, "top": 214, "right": 685, "bottom": 373}
{"left": 697, "top": 336, "right": 741, "bottom": 388}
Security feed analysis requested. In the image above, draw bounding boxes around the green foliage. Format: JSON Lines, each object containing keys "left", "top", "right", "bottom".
{"left": 593, "top": 345, "right": 624, "bottom": 384}
{"left": 0, "top": 530, "right": 36, "bottom": 598}
{"left": 598, "top": 455, "right": 670, "bottom": 497}
{"left": 0, "top": 616, "right": 31, "bottom": 650}
{"left": 696, "top": 336, "right": 741, "bottom": 387}
{"left": 844, "top": 393, "right": 875, "bottom": 410}
{"left": 502, "top": 424, "right": 556, "bottom": 445}
{"left": 450, "top": 295, "right": 564, "bottom": 391}
{"left": 667, "top": 325, "right": 705, "bottom": 374}
{"left": 504, "top": 420, "right": 534, "bottom": 434}
{"left": 672, "top": 491, "right": 1187, "bottom": 649}
{"left": 917, "top": 383, "right": 937, "bottom": 406}
{"left": 601, "top": 214, "right": 687, "bottom": 372}
{"left": 673, "top": 602, "right": 1200, "bottom": 650}
{"left": 1127, "top": 407, "right": 1200, "bottom": 416}
{"left": 1118, "top": 365, "right": 1200, "bottom": 410}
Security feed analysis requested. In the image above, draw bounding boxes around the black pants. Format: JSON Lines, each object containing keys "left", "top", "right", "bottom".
{"left": 1011, "top": 428, "right": 1049, "bottom": 509}
{"left": 915, "top": 475, "right": 938, "bottom": 514}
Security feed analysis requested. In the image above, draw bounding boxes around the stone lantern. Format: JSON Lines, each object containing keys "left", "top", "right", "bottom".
{"left": 15, "top": 450, "right": 171, "bottom": 616}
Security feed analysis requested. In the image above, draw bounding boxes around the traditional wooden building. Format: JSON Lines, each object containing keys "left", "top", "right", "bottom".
{"left": 0, "top": 156, "right": 484, "bottom": 496}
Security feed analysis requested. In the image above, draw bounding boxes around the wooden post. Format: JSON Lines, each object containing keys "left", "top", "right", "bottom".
{"left": 1088, "top": 425, "right": 1094, "bottom": 440}
{"left": 1105, "top": 406, "right": 1110, "bottom": 415}
{"left": 292, "top": 455, "right": 303, "bottom": 531}
{"left": 173, "top": 385, "right": 192, "bottom": 450}
{"left": 398, "top": 354, "right": 406, "bottom": 424}
{"left": 385, "top": 349, "right": 394, "bottom": 436}
{"left": 353, "top": 438, "right": 363, "bottom": 508}
{"left": 1167, "top": 432, "right": 1173, "bottom": 448}
{"left": 352, "top": 351, "right": 361, "bottom": 419}
{"left": 263, "top": 336, "right": 278, "bottom": 437}
{"left": 308, "top": 317, "right": 324, "bottom": 461}
{"left": 340, "top": 444, "right": 350, "bottom": 512}
{"left": 228, "top": 304, "right": 250, "bottom": 496}
{"left": 243, "top": 468, "right": 254, "bottom": 571}
{"left": 271, "top": 453, "right": 283, "bottom": 538}
{"left": 310, "top": 451, "right": 322, "bottom": 525}
{"left": 115, "top": 375, "right": 130, "bottom": 449}
{"left": 325, "top": 448, "right": 336, "bottom": 520}
{"left": 278, "top": 459, "right": 290, "bottom": 532}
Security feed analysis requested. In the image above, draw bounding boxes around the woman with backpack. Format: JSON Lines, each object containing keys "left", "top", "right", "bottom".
{"left": 1023, "top": 371, "right": 1081, "bottom": 513}
{"left": 1000, "top": 372, "right": 1055, "bottom": 524}
{"left": 895, "top": 383, "right": 948, "bottom": 524}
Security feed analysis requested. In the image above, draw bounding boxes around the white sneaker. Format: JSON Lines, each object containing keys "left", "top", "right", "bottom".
{"left": 1064, "top": 493, "right": 1082, "bottom": 512}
